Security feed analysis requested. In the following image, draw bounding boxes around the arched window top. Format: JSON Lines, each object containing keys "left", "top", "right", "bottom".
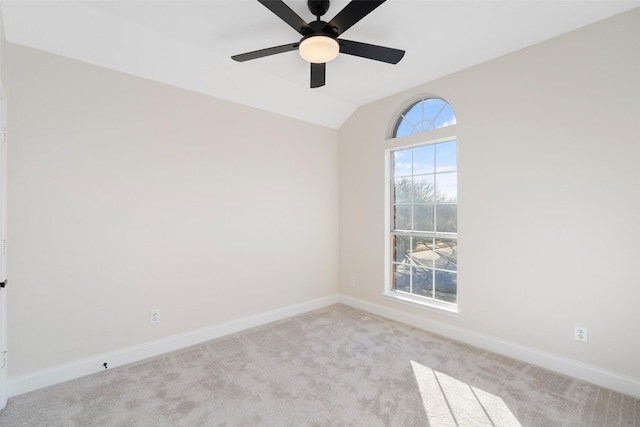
{"left": 392, "top": 97, "right": 456, "bottom": 138}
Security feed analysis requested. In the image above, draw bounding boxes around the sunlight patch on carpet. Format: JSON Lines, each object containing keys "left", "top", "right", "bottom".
{"left": 411, "top": 360, "right": 521, "bottom": 426}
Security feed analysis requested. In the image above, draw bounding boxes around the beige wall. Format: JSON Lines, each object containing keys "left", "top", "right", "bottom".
{"left": 6, "top": 45, "right": 339, "bottom": 377}
{"left": 338, "top": 9, "right": 640, "bottom": 379}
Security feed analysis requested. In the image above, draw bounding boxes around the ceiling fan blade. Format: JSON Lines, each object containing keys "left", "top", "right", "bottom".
{"left": 310, "top": 62, "right": 326, "bottom": 88}
{"left": 324, "top": 0, "right": 385, "bottom": 36}
{"left": 232, "top": 43, "right": 298, "bottom": 62}
{"left": 339, "top": 39, "right": 405, "bottom": 64}
{"left": 258, "top": 0, "right": 313, "bottom": 36}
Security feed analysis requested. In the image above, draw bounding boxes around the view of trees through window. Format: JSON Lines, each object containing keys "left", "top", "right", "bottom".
{"left": 390, "top": 138, "right": 457, "bottom": 304}
{"left": 389, "top": 97, "right": 458, "bottom": 306}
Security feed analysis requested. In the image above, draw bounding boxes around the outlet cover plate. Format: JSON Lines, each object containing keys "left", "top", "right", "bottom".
{"left": 574, "top": 326, "right": 588, "bottom": 342}
{"left": 150, "top": 309, "right": 160, "bottom": 324}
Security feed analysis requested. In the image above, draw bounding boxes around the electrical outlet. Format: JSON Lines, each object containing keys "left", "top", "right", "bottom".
{"left": 574, "top": 326, "right": 588, "bottom": 342}
{"left": 349, "top": 276, "right": 356, "bottom": 286}
{"left": 150, "top": 309, "right": 160, "bottom": 324}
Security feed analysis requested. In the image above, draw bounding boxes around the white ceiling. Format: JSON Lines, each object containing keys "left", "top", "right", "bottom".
{"left": 2, "top": 1, "right": 638, "bottom": 128}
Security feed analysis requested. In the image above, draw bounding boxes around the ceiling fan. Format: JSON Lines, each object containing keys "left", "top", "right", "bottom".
{"left": 231, "top": 0, "right": 405, "bottom": 88}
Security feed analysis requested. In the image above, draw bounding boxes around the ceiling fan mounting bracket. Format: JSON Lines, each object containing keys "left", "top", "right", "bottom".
{"left": 308, "top": 0, "right": 330, "bottom": 19}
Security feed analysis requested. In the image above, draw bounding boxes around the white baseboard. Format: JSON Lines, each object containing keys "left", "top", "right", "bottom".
{"left": 9, "top": 293, "right": 639, "bottom": 400}
{"left": 338, "top": 294, "right": 640, "bottom": 399}
{"left": 8, "top": 294, "right": 340, "bottom": 397}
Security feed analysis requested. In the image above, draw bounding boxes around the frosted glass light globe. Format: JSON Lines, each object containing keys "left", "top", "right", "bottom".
{"left": 299, "top": 36, "right": 339, "bottom": 63}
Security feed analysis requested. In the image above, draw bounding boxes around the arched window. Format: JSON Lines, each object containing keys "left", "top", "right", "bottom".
{"left": 386, "top": 97, "right": 458, "bottom": 312}
{"left": 392, "top": 97, "right": 456, "bottom": 138}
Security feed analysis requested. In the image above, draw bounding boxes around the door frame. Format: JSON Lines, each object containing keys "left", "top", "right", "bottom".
{"left": 0, "top": 83, "right": 8, "bottom": 410}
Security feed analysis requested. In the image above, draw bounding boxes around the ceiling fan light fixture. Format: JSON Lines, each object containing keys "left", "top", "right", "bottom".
{"left": 299, "top": 36, "right": 339, "bottom": 63}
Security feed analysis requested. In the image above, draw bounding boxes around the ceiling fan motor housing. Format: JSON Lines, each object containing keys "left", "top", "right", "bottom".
{"left": 305, "top": 20, "right": 337, "bottom": 39}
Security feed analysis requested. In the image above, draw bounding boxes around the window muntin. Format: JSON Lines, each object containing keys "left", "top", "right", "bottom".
{"left": 393, "top": 98, "right": 456, "bottom": 137}
{"left": 390, "top": 140, "right": 458, "bottom": 305}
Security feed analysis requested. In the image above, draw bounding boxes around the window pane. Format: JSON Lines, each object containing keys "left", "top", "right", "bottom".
{"left": 393, "top": 149, "right": 412, "bottom": 177}
{"left": 411, "top": 237, "right": 434, "bottom": 268}
{"left": 392, "top": 235, "right": 411, "bottom": 263}
{"left": 433, "top": 103, "right": 457, "bottom": 128}
{"left": 395, "top": 121, "right": 414, "bottom": 138}
{"left": 413, "top": 204, "right": 434, "bottom": 232}
{"left": 435, "top": 140, "right": 457, "bottom": 172}
{"left": 435, "top": 271, "right": 457, "bottom": 303}
{"left": 436, "top": 172, "right": 457, "bottom": 202}
{"left": 394, "top": 178, "right": 412, "bottom": 204}
{"left": 392, "top": 263, "right": 410, "bottom": 293}
{"left": 413, "top": 176, "right": 435, "bottom": 203}
{"left": 436, "top": 204, "right": 457, "bottom": 233}
{"left": 412, "top": 267, "right": 433, "bottom": 297}
{"left": 434, "top": 238, "right": 457, "bottom": 271}
{"left": 404, "top": 104, "right": 424, "bottom": 132}
{"left": 413, "top": 145, "right": 435, "bottom": 175}
{"left": 394, "top": 205, "right": 411, "bottom": 230}
{"left": 393, "top": 98, "right": 456, "bottom": 138}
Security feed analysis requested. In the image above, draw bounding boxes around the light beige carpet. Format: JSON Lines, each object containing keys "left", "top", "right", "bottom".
{"left": 0, "top": 304, "right": 637, "bottom": 426}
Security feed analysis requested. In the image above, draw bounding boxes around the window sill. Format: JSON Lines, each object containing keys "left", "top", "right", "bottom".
{"left": 381, "top": 291, "right": 459, "bottom": 318}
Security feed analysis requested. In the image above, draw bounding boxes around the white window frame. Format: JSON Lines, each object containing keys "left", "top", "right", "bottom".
{"left": 383, "top": 137, "right": 459, "bottom": 316}
{"left": 383, "top": 96, "right": 459, "bottom": 316}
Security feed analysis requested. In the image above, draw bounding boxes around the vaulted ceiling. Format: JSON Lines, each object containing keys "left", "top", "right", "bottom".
{"left": 2, "top": 1, "right": 638, "bottom": 128}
